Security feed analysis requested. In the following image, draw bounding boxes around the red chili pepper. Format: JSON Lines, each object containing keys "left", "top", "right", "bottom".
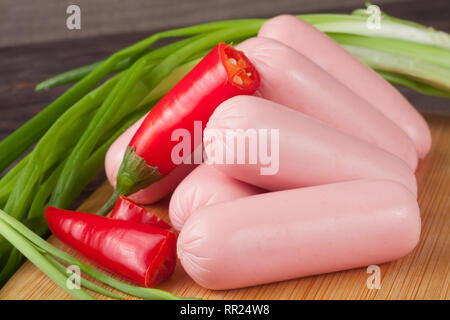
{"left": 45, "top": 206, "right": 177, "bottom": 287}
{"left": 110, "top": 195, "right": 171, "bottom": 229}
{"left": 98, "top": 43, "right": 260, "bottom": 215}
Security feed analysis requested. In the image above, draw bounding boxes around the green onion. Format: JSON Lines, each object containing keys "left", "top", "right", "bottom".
{"left": 33, "top": 36, "right": 207, "bottom": 92}
{"left": 303, "top": 13, "right": 450, "bottom": 49}
{"left": 331, "top": 33, "right": 450, "bottom": 69}
{"left": 4, "top": 73, "right": 121, "bottom": 219}
{"left": 45, "top": 254, "right": 124, "bottom": 299}
{"left": 377, "top": 71, "right": 450, "bottom": 98}
{"left": 343, "top": 44, "right": 450, "bottom": 91}
{"left": 35, "top": 58, "right": 133, "bottom": 92}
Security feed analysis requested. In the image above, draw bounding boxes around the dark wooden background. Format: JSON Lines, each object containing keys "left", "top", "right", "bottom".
{"left": 2, "top": 0, "right": 449, "bottom": 48}
{"left": 0, "top": 0, "right": 449, "bottom": 204}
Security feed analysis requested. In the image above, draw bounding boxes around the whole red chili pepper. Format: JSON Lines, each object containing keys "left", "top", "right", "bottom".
{"left": 45, "top": 207, "right": 177, "bottom": 287}
{"left": 98, "top": 43, "right": 260, "bottom": 215}
{"left": 110, "top": 195, "right": 171, "bottom": 229}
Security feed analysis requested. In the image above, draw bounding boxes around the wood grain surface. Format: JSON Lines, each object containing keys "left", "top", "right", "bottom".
{"left": 0, "top": 112, "right": 448, "bottom": 300}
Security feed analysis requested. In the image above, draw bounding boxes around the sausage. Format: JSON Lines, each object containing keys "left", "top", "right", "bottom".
{"left": 236, "top": 37, "right": 418, "bottom": 170}
{"left": 204, "top": 95, "right": 417, "bottom": 195}
{"left": 105, "top": 115, "right": 196, "bottom": 205}
{"left": 169, "top": 164, "right": 262, "bottom": 231}
{"left": 258, "top": 15, "right": 431, "bottom": 158}
{"left": 177, "top": 179, "right": 421, "bottom": 289}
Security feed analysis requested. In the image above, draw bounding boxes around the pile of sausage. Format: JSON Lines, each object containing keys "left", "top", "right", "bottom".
{"left": 105, "top": 15, "right": 431, "bottom": 290}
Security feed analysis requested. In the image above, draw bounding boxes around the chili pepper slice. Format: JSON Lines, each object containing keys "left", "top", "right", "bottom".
{"left": 110, "top": 195, "right": 171, "bottom": 229}
{"left": 45, "top": 206, "right": 177, "bottom": 287}
{"left": 98, "top": 42, "right": 260, "bottom": 215}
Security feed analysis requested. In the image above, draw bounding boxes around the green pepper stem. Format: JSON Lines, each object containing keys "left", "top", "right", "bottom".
{"left": 96, "top": 146, "right": 163, "bottom": 216}
{"left": 96, "top": 189, "right": 123, "bottom": 217}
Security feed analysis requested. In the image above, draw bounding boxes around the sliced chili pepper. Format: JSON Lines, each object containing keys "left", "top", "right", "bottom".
{"left": 45, "top": 206, "right": 176, "bottom": 287}
{"left": 98, "top": 43, "right": 260, "bottom": 215}
{"left": 110, "top": 195, "right": 171, "bottom": 229}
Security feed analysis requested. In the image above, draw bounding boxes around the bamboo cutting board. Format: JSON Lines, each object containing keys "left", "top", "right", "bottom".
{"left": 0, "top": 113, "right": 448, "bottom": 300}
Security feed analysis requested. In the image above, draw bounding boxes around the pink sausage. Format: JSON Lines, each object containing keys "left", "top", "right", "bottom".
{"left": 258, "top": 15, "right": 431, "bottom": 158}
{"left": 169, "top": 164, "right": 262, "bottom": 231}
{"left": 178, "top": 179, "right": 421, "bottom": 289}
{"left": 236, "top": 37, "right": 417, "bottom": 170}
{"left": 204, "top": 95, "right": 417, "bottom": 196}
{"left": 105, "top": 115, "right": 196, "bottom": 205}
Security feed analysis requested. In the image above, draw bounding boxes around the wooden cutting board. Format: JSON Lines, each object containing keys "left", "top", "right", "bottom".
{"left": 0, "top": 113, "right": 448, "bottom": 300}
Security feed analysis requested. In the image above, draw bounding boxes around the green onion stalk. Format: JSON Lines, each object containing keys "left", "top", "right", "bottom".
{"left": 0, "top": 4, "right": 449, "bottom": 297}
